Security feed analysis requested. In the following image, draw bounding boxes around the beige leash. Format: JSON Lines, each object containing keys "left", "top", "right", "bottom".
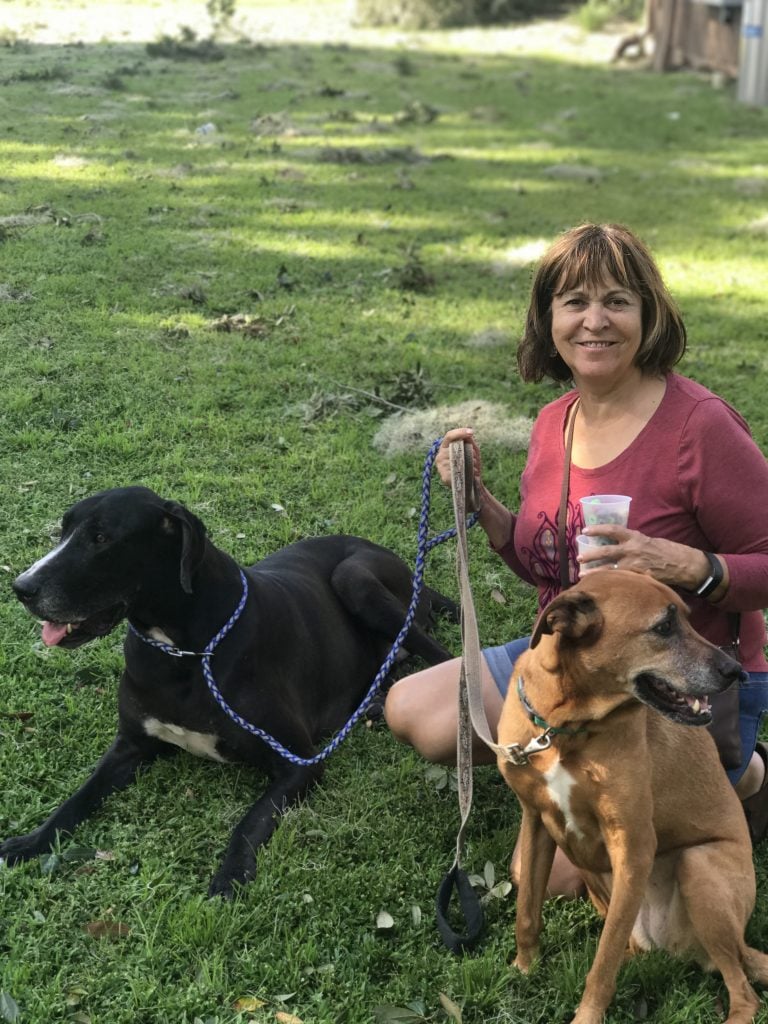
{"left": 436, "top": 441, "right": 511, "bottom": 952}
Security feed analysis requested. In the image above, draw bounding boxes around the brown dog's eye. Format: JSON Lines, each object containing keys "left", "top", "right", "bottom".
{"left": 653, "top": 619, "right": 673, "bottom": 638}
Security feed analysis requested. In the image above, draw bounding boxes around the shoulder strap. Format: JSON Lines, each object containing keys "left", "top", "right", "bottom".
{"left": 558, "top": 399, "right": 580, "bottom": 592}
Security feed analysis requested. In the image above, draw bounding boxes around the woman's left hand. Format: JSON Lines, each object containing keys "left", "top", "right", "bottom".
{"left": 579, "top": 525, "right": 713, "bottom": 593}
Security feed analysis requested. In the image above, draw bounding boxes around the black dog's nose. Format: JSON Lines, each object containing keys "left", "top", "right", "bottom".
{"left": 12, "top": 575, "right": 38, "bottom": 606}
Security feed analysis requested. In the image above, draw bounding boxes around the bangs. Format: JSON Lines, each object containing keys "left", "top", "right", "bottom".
{"left": 553, "top": 232, "right": 639, "bottom": 297}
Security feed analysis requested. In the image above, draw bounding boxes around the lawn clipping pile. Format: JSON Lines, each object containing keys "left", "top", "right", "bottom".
{"left": 0, "top": 2, "right": 766, "bottom": 1023}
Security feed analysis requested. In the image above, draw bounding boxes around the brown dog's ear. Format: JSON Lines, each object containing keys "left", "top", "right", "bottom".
{"left": 530, "top": 591, "right": 603, "bottom": 649}
{"left": 161, "top": 501, "right": 207, "bottom": 594}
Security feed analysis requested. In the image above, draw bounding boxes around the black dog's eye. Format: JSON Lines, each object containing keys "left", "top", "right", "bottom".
{"left": 94, "top": 532, "right": 108, "bottom": 545}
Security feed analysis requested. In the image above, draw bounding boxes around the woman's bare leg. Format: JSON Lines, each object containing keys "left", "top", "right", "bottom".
{"left": 385, "top": 656, "right": 585, "bottom": 897}
{"left": 384, "top": 656, "right": 502, "bottom": 765}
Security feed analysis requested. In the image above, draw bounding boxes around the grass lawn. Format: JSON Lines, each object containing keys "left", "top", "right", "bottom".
{"left": 0, "top": 2, "right": 767, "bottom": 1022}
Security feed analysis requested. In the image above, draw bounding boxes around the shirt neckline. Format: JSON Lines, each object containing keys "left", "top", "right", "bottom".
{"left": 562, "top": 374, "right": 672, "bottom": 478}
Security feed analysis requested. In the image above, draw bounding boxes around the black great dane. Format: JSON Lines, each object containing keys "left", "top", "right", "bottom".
{"left": 3, "top": 487, "right": 456, "bottom": 897}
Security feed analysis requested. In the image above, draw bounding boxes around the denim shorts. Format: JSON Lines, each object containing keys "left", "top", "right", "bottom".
{"left": 483, "top": 637, "right": 768, "bottom": 785}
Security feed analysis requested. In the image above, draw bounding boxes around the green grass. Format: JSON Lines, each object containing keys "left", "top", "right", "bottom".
{"left": 0, "top": 2, "right": 767, "bottom": 1022}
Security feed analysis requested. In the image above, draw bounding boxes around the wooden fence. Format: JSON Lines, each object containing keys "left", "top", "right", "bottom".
{"left": 649, "top": 0, "right": 741, "bottom": 76}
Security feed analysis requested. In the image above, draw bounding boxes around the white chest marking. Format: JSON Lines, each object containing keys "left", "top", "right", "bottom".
{"left": 543, "top": 758, "right": 584, "bottom": 838}
{"left": 147, "top": 627, "right": 175, "bottom": 646}
{"left": 144, "top": 717, "right": 228, "bottom": 762}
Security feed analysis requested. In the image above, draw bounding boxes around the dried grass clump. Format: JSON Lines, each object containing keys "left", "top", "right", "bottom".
{"left": 372, "top": 400, "right": 533, "bottom": 457}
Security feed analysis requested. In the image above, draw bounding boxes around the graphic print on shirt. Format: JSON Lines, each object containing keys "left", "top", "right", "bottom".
{"left": 522, "top": 500, "right": 584, "bottom": 607}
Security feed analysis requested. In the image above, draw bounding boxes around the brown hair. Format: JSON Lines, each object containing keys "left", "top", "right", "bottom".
{"left": 516, "top": 223, "right": 687, "bottom": 383}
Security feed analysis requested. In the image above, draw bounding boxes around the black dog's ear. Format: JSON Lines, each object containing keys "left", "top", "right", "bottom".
{"left": 161, "top": 501, "right": 207, "bottom": 594}
{"left": 530, "top": 591, "right": 602, "bottom": 649}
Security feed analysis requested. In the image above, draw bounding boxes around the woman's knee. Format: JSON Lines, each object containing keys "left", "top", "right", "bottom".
{"left": 384, "top": 662, "right": 461, "bottom": 763}
{"left": 383, "top": 680, "right": 415, "bottom": 745}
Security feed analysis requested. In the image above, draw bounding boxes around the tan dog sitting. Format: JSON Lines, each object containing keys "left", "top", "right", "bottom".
{"left": 496, "top": 569, "right": 768, "bottom": 1024}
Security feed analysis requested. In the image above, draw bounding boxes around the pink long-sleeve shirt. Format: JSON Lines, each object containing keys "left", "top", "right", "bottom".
{"left": 494, "top": 373, "right": 768, "bottom": 670}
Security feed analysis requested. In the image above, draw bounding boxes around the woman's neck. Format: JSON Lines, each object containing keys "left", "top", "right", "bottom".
{"left": 569, "top": 372, "right": 668, "bottom": 469}
{"left": 575, "top": 370, "right": 667, "bottom": 423}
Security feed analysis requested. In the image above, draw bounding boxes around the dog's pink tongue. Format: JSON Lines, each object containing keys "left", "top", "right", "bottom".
{"left": 42, "top": 621, "right": 69, "bottom": 647}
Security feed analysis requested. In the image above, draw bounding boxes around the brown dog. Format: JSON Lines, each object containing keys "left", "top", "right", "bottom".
{"left": 496, "top": 569, "right": 768, "bottom": 1024}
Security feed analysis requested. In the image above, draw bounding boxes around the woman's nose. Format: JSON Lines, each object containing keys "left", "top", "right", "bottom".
{"left": 582, "top": 302, "right": 608, "bottom": 331}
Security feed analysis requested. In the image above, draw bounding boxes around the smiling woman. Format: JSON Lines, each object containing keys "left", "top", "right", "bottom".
{"left": 385, "top": 222, "right": 768, "bottom": 895}
{"left": 550, "top": 276, "right": 646, "bottom": 412}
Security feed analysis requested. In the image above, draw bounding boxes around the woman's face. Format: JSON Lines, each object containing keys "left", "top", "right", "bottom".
{"left": 550, "top": 273, "right": 643, "bottom": 387}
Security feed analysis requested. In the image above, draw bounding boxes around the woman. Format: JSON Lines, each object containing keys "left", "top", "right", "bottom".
{"left": 385, "top": 223, "right": 768, "bottom": 894}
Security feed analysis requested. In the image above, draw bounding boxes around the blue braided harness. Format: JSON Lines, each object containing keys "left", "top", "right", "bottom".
{"left": 129, "top": 436, "right": 478, "bottom": 767}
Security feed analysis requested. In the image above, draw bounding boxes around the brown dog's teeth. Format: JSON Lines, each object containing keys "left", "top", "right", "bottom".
{"left": 692, "top": 699, "right": 701, "bottom": 714}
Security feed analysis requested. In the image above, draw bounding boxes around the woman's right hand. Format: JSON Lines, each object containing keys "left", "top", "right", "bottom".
{"left": 435, "top": 427, "right": 483, "bottom": 489}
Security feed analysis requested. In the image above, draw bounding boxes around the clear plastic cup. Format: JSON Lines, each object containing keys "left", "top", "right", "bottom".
{"left": 579, "top": 495, "right": 631, "bottom": 535}
{"left": 576, "top": 533, "right": 615, "bottom": 576}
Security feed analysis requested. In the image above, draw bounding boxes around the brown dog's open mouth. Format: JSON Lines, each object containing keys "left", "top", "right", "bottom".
{"left": 41, "top": 605, "right": 127, "bottom": 649}
{"left": 632, "top": 673, "right": 713, "bottom": 726}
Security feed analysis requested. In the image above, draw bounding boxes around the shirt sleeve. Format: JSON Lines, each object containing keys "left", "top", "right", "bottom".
{"left": 678, "top": 398, "right": 768, "bottom": 611}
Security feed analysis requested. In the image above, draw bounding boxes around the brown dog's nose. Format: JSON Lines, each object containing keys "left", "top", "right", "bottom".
{"left": 716, "top": 647, "right": 743, "bottom": 688}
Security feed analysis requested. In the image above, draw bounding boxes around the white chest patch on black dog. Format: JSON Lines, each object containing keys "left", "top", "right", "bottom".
{"left": 147, "top": 627, "right": 176, "bottom": 646}
{"left": 144, "top": 717, "right": 228, "bottom": 762}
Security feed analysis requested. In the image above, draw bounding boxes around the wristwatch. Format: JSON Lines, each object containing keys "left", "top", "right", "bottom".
{"left": 695, "top": 552, "right": 724, "bottom": 598}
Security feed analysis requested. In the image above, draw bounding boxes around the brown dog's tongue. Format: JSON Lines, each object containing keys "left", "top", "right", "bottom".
{"left": 41, "top": 621, "right": 69, "bottom": 646}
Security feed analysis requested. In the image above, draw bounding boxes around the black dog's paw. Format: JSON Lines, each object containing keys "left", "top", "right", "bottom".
{"left": 207, "top": 872, "right": 242, "bottom": 901}
{"left": 208, "top": 859, "right": 255, "bottom": 900}
{"left": 0, "top": 831, "right": 50, "bottom": 866}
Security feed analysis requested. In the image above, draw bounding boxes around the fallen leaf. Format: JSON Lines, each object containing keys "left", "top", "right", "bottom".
{"left": 438, "top": 993, "right": 462, "bottom": 1023}
{"left": 483, "top": 861, "right": 495, "bottom": 890}
{"left": 488, "top": 880, "right": 512, "bottom": 900}
{"left": 0, "top": 992, "right": 20, "bottom": 1023}
{"left": 275, "top": 1014, "right": 303, "bottom": 1024}
{"left": 233, "top": 996, "right": 267, "bottom": 1012}
{"left": 83, "top": 921, "right": 131, "bottom": 940}
{"left": 373, "top": 1007, "right": 424, "bottom": 1023}
{"left": 63, "top": 846, "right": 98, "bottom": 863}
{"left": 376, "top": 909, "right": 395, "bottom": 930}
{"left": 40, "top": 853, "right": 61, "bottom": 876}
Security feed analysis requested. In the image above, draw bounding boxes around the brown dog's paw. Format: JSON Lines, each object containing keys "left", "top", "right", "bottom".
{"left": 513, "top": 951, "right": 536, "bottom": 974}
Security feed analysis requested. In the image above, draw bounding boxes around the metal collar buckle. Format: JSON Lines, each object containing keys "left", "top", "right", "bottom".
{"left": 500, "top": 730, "right": 553, "bottom": 766}
{"left": 167, "top": 647, "right": 209, "bottom": 658}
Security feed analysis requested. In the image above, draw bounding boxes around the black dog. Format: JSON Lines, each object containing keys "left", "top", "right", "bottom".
{"left": 3, "top": 486, "right": 455, "bottom": 896}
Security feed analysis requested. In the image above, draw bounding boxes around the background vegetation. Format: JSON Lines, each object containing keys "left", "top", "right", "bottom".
{"left": 0, "top": 1, "right": 766, "bottom": 1022}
